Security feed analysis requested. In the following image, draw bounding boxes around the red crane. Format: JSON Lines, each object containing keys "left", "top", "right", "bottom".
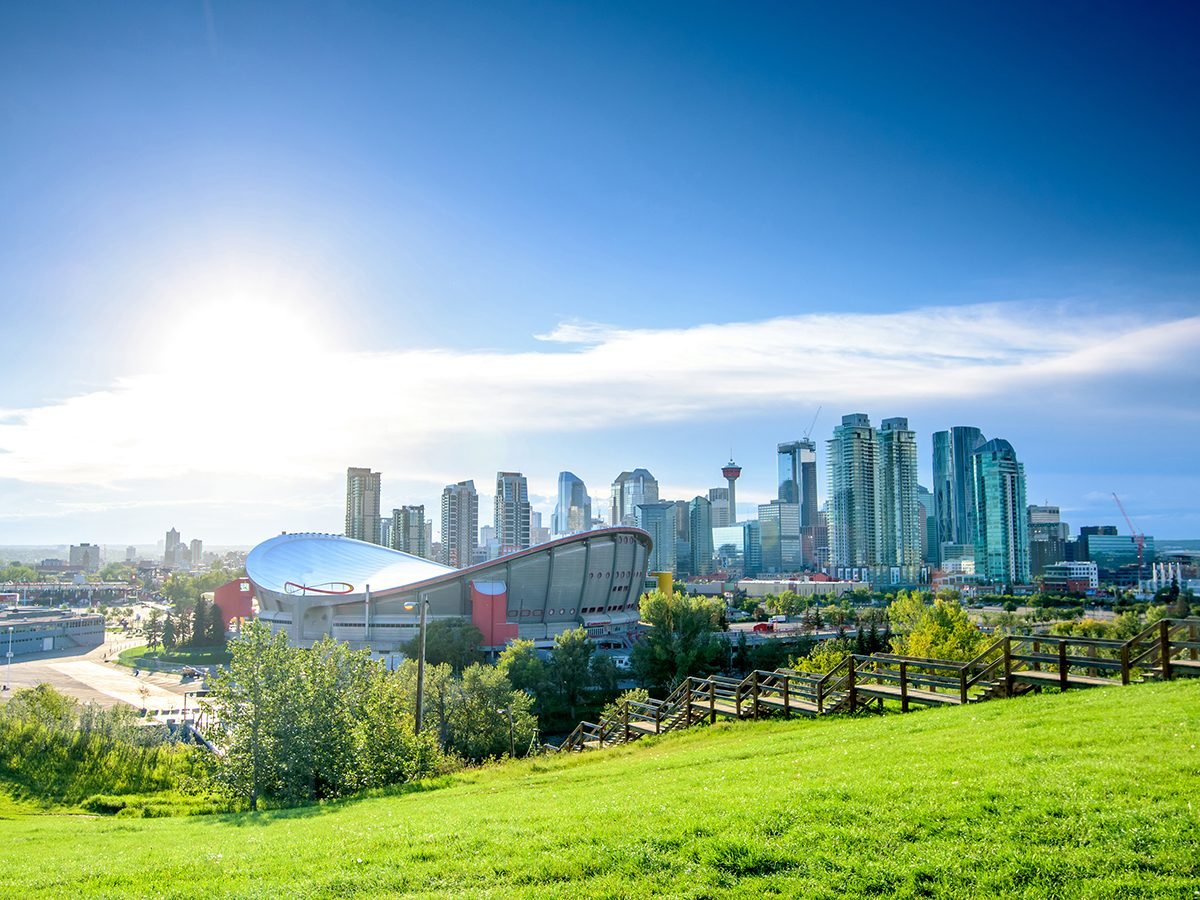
{"left": 1111, "top": 492, "right": 1146, "bottom": 583}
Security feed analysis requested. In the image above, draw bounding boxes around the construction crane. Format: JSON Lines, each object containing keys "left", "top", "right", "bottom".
{"left": 803, "top": 405, "right": 822, "bottom": 440}
{"left": 1112, "top": 492, "right": 1146, "bottom": 587}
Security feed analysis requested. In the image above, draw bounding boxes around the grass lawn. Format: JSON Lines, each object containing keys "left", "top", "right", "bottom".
{"left": 115, "top": 644, "right": 231, "bottom": 668}
{"left": 1, "top": 680, "right": 1197, "bottom": 899}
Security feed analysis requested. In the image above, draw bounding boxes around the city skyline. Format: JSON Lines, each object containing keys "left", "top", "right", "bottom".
{"left": 1, "top": 4, "right": 1197, "bottom": 543}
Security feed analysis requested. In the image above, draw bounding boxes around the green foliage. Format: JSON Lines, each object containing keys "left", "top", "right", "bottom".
{"left": 143, "top": 608, "right": 164, "bottom": 650}
{"left": 403, "top": 617, "right": 484, "bottom": 673}
{"left": 632, "top": 591, "right": 724, "bottom": 693}
{"left": 99, "top": 562, "right": 135, "bottom": 582}
{"left": 790, "top": 638, "right": 854, "bottom": 674}
{"left": 888, "top": 593, "right": 986, "bottom": 661}
{"left": 0, "top": 563, "right": 38, "bottom": 582}
{"left": 548, "top": 627, "right": 594, "bottom": 719}
{"left": 160, "top": 568, "right": 242, "bottom": 609}
{"left": 207, "top": 621, "right": 448, "bottom": 808}
{"left": 599, "top": 687, "right": 650, "bottom": 723}
{"left": 0, "top": 685, "right": 203, "bottom": 810}
{"left": 496, "top": 638, "right": 548, "bottom": 699}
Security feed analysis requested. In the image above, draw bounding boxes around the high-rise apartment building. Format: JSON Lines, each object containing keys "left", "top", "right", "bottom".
{"left": 189, "top": 539, "right": 203, "bottom": 567}
{"left": 777, "top": 440, "right": 818, "bottom": 527}
{"left": 610, "top": 469, "right": 659, "bottom": 527}
{"left": 553, "top": 472, "right": 591, "bottom": 536}
{"left": 688, "top": 496, "right": 714, "bottom": 577}
{"left": 876, "top": 417, "right": 921, "bottom": 580}
{"left": 973, "top": 439, "right": 1030, "bottom": 585}
{"left": 758, "top": 500, "right": 802, "bottom": 573}
{"left": 392, "top": 505, "right": 428, "bottom": 558}
{"left": 345, "top": 467, "right": 382, "bottom": 544}
{"left": 827, "top": 413, "right": 878, "bottom": 571}
{"left": 932, "top": 427, "right": 985, "bottom": 560}
{"left": 494, "top": 471, "right": 531, "bottom": 555}
{"left": 440, "top": 480, "right": 479, "bottom": 568}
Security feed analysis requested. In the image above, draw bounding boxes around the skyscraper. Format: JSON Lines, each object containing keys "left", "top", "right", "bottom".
{"left": 876, "top": 417, "right": 921, "bottom": 580}
{"left": 610, "top": 469, "right": 659, "bottom": 527}
{"left": 440, "top": 480, "right": 479, "bottom": 568}
{"left": 827, "top": 413, "right": 878, "bottom": 571}
{"left": 494, "top": 471, "right": 531, "bottom": 555}
{"left": 345, "top": 467, "right": 382, "bottom": 544}
{"left": 707, "top": 487, "right": 731, "bottom": 528}
{"left": 688, "top": 496, "right": 714, "bottom": 577}
{"left": 553, "top": 471, "right": 591, "bottom": 536}
{"left": 777, "top": 439, "right": 818, "bottom": 527}
{"left": 164, "top": 527, "right": 180, "bottom": 566}
{"left": 932, "top": 427, "right": 985, "bottom": 560}
{"left": 392, "top": 505, "right": 428, "bottom": 558}
{"left": 636, "top": 500, "right": 677, "bottom": 574}
{"left": 973, "top": 439, "right": 1030, "bottom": 585}
{"left": 758, "top": 500, "right": 802, "bottom": 573}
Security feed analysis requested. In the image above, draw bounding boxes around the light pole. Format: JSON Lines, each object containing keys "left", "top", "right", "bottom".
{"left": 5, "top": 625, "right": 14, "bottom": 691}
{"left": 404, "top": 594, "right": 428, "bottom": 733}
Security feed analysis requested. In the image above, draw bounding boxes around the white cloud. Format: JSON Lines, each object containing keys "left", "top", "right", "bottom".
{"left": 0, "top": 302, "right": 1196, "bottom": 493}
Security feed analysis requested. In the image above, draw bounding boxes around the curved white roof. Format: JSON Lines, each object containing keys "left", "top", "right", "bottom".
{"left": 246, "top": 533, "right": 455, "bottom": 597}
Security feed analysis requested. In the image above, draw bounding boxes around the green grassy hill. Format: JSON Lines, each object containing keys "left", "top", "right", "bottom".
{"left": 3, "top": 680, "right": 1198, "bottom": 899}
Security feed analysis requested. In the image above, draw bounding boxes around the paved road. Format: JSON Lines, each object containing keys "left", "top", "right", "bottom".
{"left": 1, "top": 631, "right": 198, "bottom": 719}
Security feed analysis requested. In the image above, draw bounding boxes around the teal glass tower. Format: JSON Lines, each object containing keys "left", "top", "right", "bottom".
{"left": 972, "top": 439, "right": 1030, "bottom": 585}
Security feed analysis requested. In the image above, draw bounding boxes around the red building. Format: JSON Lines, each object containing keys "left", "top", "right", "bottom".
{"left": 213, "top": 577, "right": 256, "bottom": 632}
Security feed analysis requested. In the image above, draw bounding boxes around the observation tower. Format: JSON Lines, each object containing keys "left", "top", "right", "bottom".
{"left": 722, "top": 458, "right": 742, "bottom": 525}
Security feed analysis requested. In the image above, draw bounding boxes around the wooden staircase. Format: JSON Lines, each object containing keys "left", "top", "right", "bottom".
{"left": 553, "top": 617, "right": 1200, "bottom": 754}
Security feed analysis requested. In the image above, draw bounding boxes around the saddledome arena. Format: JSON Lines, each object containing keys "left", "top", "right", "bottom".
{"left": 245, "top": 527, "right": 654, "bottom": 655}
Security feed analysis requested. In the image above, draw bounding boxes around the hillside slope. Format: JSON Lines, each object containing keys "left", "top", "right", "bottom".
{"left": 2, "top": 680, "right": 1198, "bottom": 899}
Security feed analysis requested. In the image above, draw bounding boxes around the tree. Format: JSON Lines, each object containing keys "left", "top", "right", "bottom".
{"left": 889, "top": 596, "right": 986, "bottom": 661}
{"left": 631, "top": 591, "right": 724, "bottom": 694}
{"left": 590, "top": 653, "right": 619, "bottom": 695}
{"left": 0, "top": 563, "right": 38, "bottom": 583}
{"left": 99, "top": 563, "right": 135, "bottom": 582}
{"left": 206, "top": 620, "right": 294, "bottom": 810}
{"left": 447, "top": 664, "right": 537, "bottom": 760}
{"left": 404, "top": 618, "right": 484, "bottom": 673}
{"left": 548, "top": 627, "right": 594, "bottom": 719}
{"left": 791, "top": 638, "right": 853, "bottom": 674}
{"left": 207, "top": 600, "right": 227, "bottom": 647}
{"left": 143, "top": 608, "right": 164, "bottom": 651}
{"left": 496, "top": 639, "right": 547, "bottom": 699}
{"left": 191, "top": 596, "right": 210, "bottom": 647}
{"left": 161, "top": 614, "right": 176, "bottom": 650}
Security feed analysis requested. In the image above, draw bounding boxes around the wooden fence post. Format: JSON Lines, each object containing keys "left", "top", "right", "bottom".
{"left": 1003, "top": 636, "right": 1013, "bottom": 696}
{"left": 959, "top": 665, "right": 968, "bottom": 705}
{"left": 709, "top": 679, "right": 716, "bottom": 724}
{"left": 899, "top": 661, "right": 909, "bottom": 712}
{"left": 783, "top": 674, "right": 791, "bottom": 717}
{"left": 1160, "top": 620, "right": 1173, "bottom": 681}
{"left": 1058, "top": 640, "right": 1069, "bottom": 690}
{"left": 1120, "top": 642, "right": 1130, "bottom": 686}
{"left": 752, "top": 671, "right": 760, "bottom": 720}
{"left": 847, "top": 657, "right": 857, "bottom": 711}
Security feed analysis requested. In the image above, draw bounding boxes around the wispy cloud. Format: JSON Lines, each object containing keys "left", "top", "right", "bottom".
{"left": 0, "top": 302, "right": 1196, "bottom": 491}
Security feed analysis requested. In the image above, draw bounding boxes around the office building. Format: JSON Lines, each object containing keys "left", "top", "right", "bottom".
{"left": 932, "top": 426, "right": 985, "bottom": 561}
{"left": 610, "top": 469, "right": 659, "bottom": 527}
{"left": 758, "top": 500, "right": 802, "bottom": 573}
{"left": 68, "top": 543, "right": 101, "bottom": 574}
{"left": 440, "top": 480, "right": 479, "bottom": 568}
{"left": 635, "top": 500, "right": 677, "bottom": 574}
{"left": 688, "top": 496, "right": 714, "bottom": 577}
{"left": 345, "top": 467, "right": 383, "bottom": 545}
{"left": 777, "top": 439, "right": 818, "bottom": 527}
{"left": 164, "top": 527, "right": 181, "bottom": 566}
{"left": 972, "top": 439, "right": 1030, "bottom": 585}
{"left": 189, "top": 539, "right": 204, "bottom": 567}
{"left": 708, "top": 487, "right": 731, "bottom": 528}
{"left": 494, "top": 472, "right": 531, "bottom": 556}
{"left": 553, "top": 472, "right": 592, "bottom": 536}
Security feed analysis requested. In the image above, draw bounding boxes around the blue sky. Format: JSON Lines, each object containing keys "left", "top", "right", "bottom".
{"left": 1, "top": 1, "right": 1197, "bottom": 545}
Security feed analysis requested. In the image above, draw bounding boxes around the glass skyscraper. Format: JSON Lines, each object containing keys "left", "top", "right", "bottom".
{"left": 758, "top": 500, "right": 802, "bottom": 573}
{"left": 635, "top": 500, "right": 677, "bottom": 574}
{"left": 777, "top": 439, "right": 818, "bottom": 528}
{"left": 932, "top": 426, "right": 985, "bottom": 560}
{"left": 827, "top": 413, "right": 878, "bottom": 571}
{"left": 688, "top": 496, "right": 714, "bottom": 577}
{"left": 876, "top": 417, "right": 922, "bottom": 580}
{"left": 553, "top": 471, "right": 591, "bottom": 536}
{"left": 972, "top": 438, "right": 1030, "bottom": 585}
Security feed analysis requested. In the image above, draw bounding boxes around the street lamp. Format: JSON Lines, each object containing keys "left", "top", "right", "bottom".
{"left": 403, "top": 594, "right": 428, "bottom": 733}
{"left": 5, "top": 625, "right": 13, "bottom": 691}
